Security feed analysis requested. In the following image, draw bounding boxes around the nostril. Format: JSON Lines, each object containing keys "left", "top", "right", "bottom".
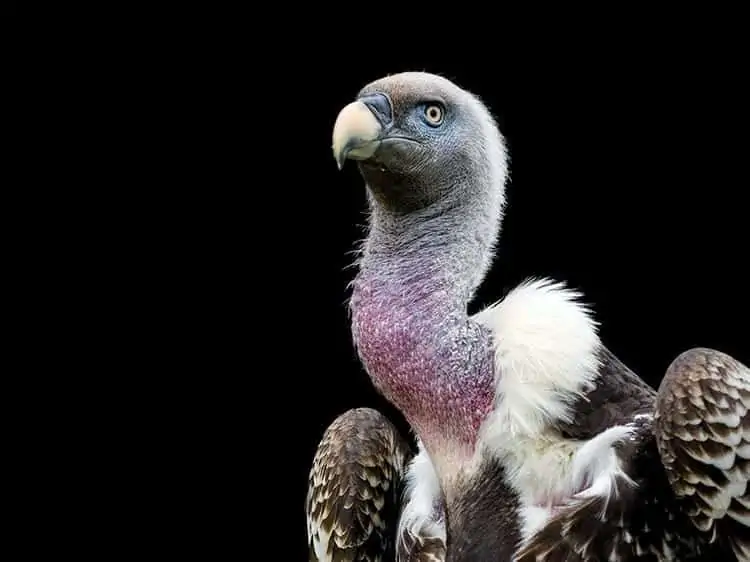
{"left": 359, "top": 92, "right": 393, "bottom": 128}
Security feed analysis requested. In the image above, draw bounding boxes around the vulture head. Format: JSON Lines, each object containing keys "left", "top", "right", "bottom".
{"left": 333, "top": 71, "right": 507, "bottom": 209}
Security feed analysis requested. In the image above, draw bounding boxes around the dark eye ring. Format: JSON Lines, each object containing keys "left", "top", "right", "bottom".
{"left": 423, "top": 104, "right": 445, "bottom": 126}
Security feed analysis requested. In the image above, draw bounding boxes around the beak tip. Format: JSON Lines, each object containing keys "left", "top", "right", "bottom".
{"left": 333, "top": 148, "right": 345, "bottom": 170}
{"left": 332, "top": 99, "right": 384, "bottom": 173}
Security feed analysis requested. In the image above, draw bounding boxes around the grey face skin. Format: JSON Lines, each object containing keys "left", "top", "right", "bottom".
{"left": 334, "top": 73, "right": 505, "bottom": 218}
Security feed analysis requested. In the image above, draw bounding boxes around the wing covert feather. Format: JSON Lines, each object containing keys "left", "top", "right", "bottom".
{"left": 306, "top": 408, "right": 412, "bottom": 562}
{"left": 655, "top": 347, "right": 750, "bottom": 561}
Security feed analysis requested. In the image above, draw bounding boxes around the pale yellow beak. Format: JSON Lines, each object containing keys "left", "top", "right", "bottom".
{"left": 332, "top": 100, "right": 383, "bottom": 170}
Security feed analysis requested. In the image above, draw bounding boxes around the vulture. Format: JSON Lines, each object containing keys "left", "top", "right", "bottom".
{"left": 306, "top": 71, "right": 749, "bottom": 561}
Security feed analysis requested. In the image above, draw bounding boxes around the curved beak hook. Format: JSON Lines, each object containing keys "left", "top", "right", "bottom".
{"left": 332, "top": 101, "right": 383, "bottom": 169}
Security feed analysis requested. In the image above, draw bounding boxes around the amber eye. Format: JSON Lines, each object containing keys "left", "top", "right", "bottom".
{"left": 424, "top": 104, "right": 444, "bottom": 126}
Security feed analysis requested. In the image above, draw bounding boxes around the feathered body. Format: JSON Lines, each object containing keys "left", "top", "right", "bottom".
{"left": 307, "top": 72, "right": 749, "bottom": 561}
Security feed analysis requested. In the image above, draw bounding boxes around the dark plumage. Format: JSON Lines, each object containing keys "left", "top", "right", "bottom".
{"left": 655, "top": 349, "right": 748, "bottom": 560}
{"left": 515, "top": 348, "right": 749, "bottom": 562}
{"left": 306, "top": 408, "right": 445, "bottom": 561}
{"left": 558, "top": 348, "right": 657, "bottom": 440}
{"left": 446, "top": 457, "right": 521, "bottom": 561}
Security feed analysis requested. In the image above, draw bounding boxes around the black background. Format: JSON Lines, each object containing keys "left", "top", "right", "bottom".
{"left": 47, "top": 16, "right": 748, "bottom": 557}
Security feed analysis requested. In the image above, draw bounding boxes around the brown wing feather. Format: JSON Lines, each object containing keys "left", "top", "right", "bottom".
{"left": 306, "top": 408, "right": 412, "bottom": 562}
{"left": 655, "top": 347, "right": 750, "bottom": 561}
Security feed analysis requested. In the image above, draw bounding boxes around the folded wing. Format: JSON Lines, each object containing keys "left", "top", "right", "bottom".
{"left": 306, "top": 408, "right": 413, "bottom": 562}
{"left": 655, "top": 347, "right": 750, "bottom": 561}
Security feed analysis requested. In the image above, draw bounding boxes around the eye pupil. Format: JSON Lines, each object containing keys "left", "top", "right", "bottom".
{"left": 425, "top": 104, "right": 443, "bottom": 125}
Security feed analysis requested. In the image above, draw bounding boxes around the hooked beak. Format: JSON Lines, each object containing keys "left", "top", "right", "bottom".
{"left": 331, "top": 93, "right": 393, "bottom": 170}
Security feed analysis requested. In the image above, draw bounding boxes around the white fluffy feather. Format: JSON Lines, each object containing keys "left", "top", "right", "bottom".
{"left": 397, "top": 441, "right": 446, "bottom": 559}
{"left": 473, "top": 277, "right": 634, "bottom": 540}
{"left": 474, "top": 277, "right": 601, "bottom": 437}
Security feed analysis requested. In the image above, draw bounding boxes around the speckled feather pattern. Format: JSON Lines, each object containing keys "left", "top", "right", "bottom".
{"left": 306, "top": 408, "right": 411, "bottom": 562}
{"left": 655, "top": 348, "right": 750, "bottom": 561}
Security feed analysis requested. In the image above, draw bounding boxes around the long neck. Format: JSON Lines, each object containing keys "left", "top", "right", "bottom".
{"left": 361, "top": 183, "right": 501, "bottom": 295}
{"left": 350, "top": 185, "right": 503, "bottom": 477}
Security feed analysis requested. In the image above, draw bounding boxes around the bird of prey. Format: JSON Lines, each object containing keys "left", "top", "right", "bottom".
{"left": 307, "top": 71, "right": 749, "bottom": 561}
